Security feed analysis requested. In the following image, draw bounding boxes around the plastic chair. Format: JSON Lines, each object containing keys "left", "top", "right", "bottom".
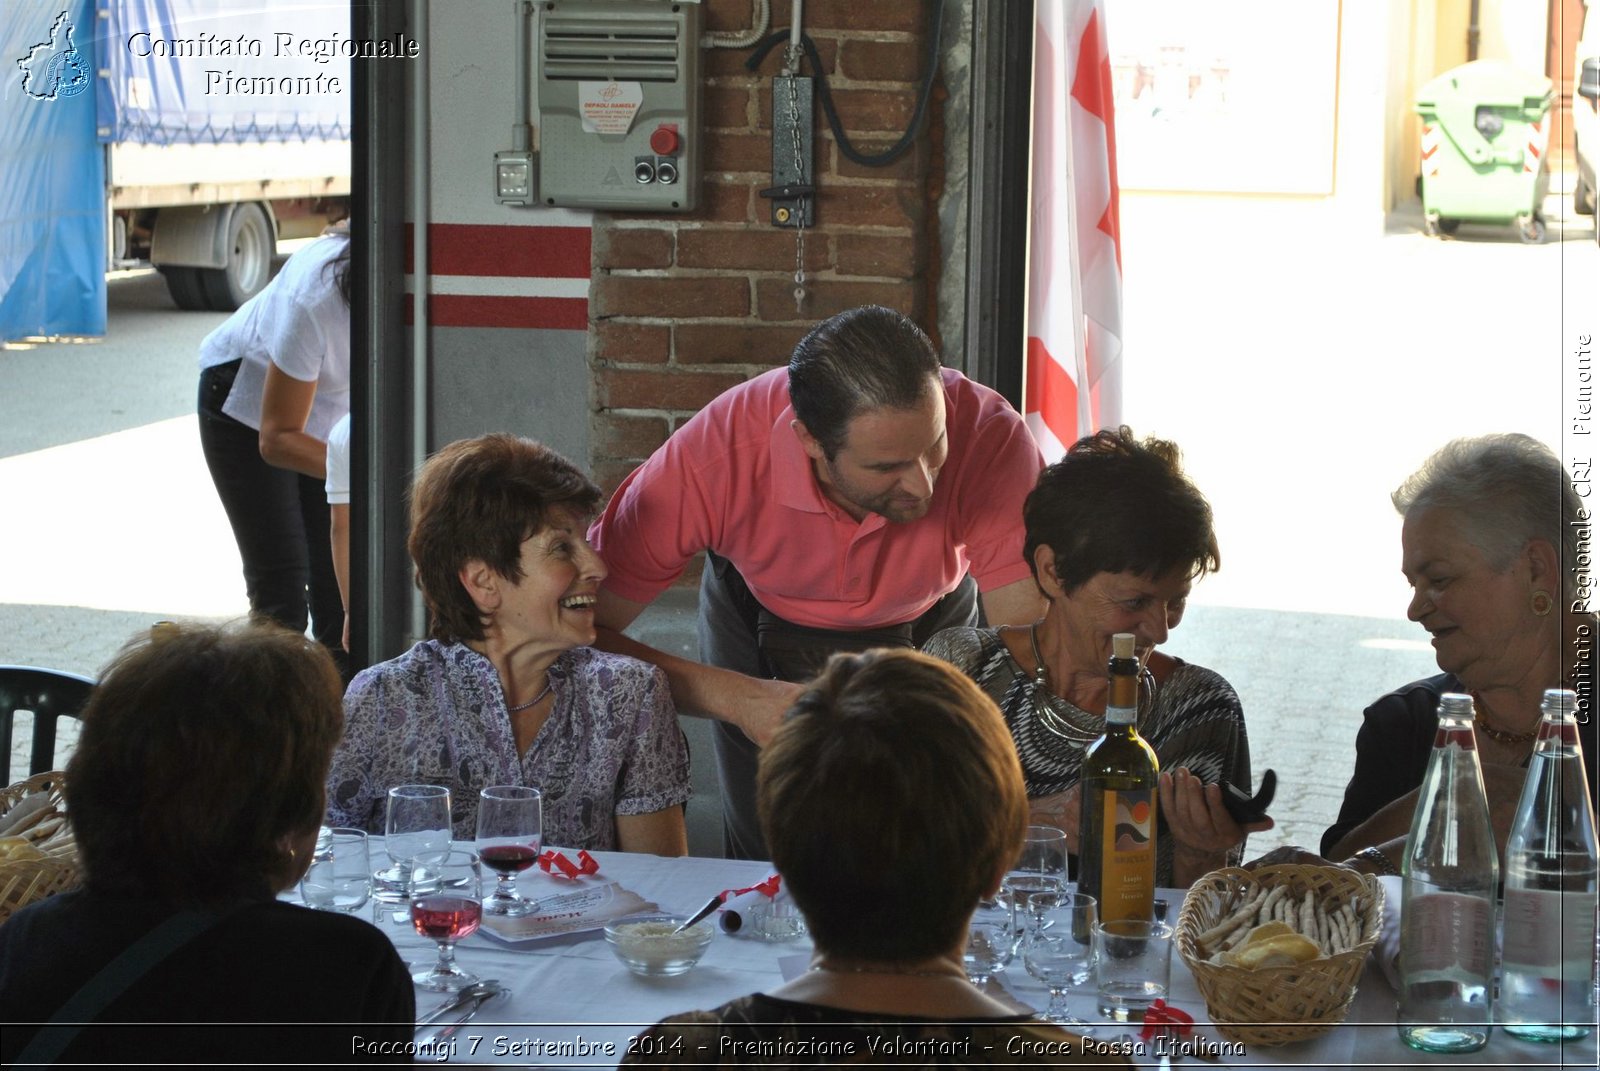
{"left": 0, "top": 666, "right": 95, "bottom": 779}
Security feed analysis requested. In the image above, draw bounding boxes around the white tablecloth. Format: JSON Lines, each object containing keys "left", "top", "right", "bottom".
{"left": 353, "top": 851, "right": 1598, "bottom": 1069}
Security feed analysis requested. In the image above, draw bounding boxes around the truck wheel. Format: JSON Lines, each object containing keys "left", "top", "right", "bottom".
{"left": 200, "top": 203, "right": 272, "bottom": 310}
{"left": 161, "top": 266, "right": 210, "bottom": 311}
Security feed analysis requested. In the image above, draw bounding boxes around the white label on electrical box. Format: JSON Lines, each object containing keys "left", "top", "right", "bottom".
{"left": 579, "top": 81, "right": 644, "bottom": 135}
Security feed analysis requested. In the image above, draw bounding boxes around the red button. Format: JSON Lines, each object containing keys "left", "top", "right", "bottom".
{"left": 649, "top": 125, "right": 679, "bottom": 155}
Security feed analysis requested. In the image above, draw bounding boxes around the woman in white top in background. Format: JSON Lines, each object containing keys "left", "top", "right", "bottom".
{"left": 197, "top": 223, "right": 350, "bottom": 670}
{"left": 325, "top": 412, "right": 352, "bottom": 652}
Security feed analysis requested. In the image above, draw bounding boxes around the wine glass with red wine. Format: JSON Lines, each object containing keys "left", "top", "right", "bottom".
{"left": 409, "top": 849, "right": 484, "bottom": 991}
{"left": 475, "top": 785, "right": 542, "bottom": 917}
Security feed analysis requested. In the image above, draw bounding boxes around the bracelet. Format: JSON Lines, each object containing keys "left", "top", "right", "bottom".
{"left": 1352, "top": 846, "right": 1399, "bottom": 876}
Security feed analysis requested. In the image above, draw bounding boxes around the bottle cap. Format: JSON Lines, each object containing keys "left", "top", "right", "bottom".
{"left": 1540, "top": 688, "right": 1575, "bottom": 712}
{"left": 1112, "top": 633, "right": 1135, "bottom": 659}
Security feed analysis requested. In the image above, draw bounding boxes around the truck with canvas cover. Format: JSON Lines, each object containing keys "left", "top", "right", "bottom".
{"left": 1, "top": 0, "right": 351, "bottom": 341}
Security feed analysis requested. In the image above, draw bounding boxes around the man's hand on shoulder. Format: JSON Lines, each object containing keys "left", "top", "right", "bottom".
{"left": 730, "top": 677, "right": 806, "bottom": 748}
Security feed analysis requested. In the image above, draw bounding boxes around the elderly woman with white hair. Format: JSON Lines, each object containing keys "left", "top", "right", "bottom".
{"left": 1323, "top": 432, "right": 1597, "bottom": 873}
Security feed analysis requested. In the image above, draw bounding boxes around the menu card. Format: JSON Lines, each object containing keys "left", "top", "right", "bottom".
{"left": 478, "top": 881, "right": 657, "bottom": 943}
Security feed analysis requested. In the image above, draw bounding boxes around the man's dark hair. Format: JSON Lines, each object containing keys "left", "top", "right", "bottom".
{"left": 787, "top": 305, "right": 942, "bottom": 458}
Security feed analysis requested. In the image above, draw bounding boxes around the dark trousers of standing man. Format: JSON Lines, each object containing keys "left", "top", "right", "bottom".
{"left": 697, "top": 550, "right": 980, "bottom": 860}
{"left": 198, "top": 359, "right": 345, "bottom": 671}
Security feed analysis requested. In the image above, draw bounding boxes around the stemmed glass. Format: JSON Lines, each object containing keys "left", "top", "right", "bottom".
{"left": 475, "top": 785, "right": 542, "bottom": 917}
{"left": 1021, "top": 891, "right": 1098, "bottom": 1026}
{"left": 1003, "top": 825, "right": 1069, "bottom": 948}
{"left": 377, "top": 784, "right": 451, "bottom": 902}
{"left": 409, "top": 849, "right": 484, "bottom": 991}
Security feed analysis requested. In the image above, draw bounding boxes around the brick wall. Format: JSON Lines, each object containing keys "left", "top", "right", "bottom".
{"left": 588, "top": 0, "right": 944, "bottom": 499}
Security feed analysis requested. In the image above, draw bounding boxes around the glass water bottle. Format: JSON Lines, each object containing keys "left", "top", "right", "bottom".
{"left": 1398, "top": 693, "right": 1498, "bottom": 1053}
{"left": 1500, "top": 688, "right": 1598, "bottom": 1041}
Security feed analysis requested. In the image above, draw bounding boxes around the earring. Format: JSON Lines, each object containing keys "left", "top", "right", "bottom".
{"left": 1531, "top": 589, "right": 1553, "bottom": 617}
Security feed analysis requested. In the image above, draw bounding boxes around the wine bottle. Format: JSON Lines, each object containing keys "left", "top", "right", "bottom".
{"left": 1500, "top": 688, "right": 1598, "bottom": 1042}
{"left": 1077, "top": 632, "right": 1159, "bottom": 928}
{"left": 1397, "top": 693, "right": 1498, "bottom": 1054}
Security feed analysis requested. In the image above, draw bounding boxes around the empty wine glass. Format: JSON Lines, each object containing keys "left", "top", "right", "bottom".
{"left": 475, "top": 785, "right": 542, "bottom": 917}
{"left": 965, "top": 897, "right": 1015, "bottom": 985}
{"left": 1021, "top": 891, "right": 1098, "bottom": 1026}
{"left": 377, "top": 784, "right": 451, "bottom": 902}
{"left": 409, "top": 849, "right": 483, "bottom": 991}
{"left": 300, "top": 827, "right": 371, "bottom": 913}
{"left": 1003, "top": 824, "right": 1069, "bottom": 947}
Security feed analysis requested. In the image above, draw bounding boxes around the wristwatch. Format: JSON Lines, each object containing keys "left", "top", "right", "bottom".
{"left": 1352, "top": 846, "right": 1399, "bottom": 876}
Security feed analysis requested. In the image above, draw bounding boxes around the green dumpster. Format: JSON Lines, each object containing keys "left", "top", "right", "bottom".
{"left": 1415, "top": 60, "right": 1554, "bottom": 242}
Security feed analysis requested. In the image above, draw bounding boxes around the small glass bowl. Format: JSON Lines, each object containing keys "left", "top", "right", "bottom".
{"left": 604, "top": 914, "right": 715, "bottom": 977}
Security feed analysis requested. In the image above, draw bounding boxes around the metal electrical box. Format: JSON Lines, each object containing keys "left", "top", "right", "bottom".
{"left": 537, "top": 0, "right": 702, "bottom": 211}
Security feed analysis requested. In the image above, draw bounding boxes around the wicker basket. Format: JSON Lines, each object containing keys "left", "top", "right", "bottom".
{"left": 0, "top": 771, "right": 80, "bottom": 925}
{"left": 1175, "top": 864, "right": 1385, "bottom": 1046}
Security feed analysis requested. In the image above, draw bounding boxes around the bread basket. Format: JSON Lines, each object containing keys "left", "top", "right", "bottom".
{"left": 1175, "top": 864, "right": 1384, "bottom": 1045}
{"left": 0, "top": 771, "right": 81, "bottom": 925}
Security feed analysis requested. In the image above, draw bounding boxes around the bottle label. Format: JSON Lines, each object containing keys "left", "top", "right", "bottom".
{"left": 1404, "top": 891, "right": 1493, "bottom": 976}
{"left": 1097, "top": 787, "right": 1155, "bottom": 922}
{"left": 1502, "top": 888, "right": 1599, "bottom": 974}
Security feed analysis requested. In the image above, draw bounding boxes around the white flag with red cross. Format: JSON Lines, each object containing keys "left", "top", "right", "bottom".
{"left": 1024, "top": 0, "right": 1124, "bottom": 462}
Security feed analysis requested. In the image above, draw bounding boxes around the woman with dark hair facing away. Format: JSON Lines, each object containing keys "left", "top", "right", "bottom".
{"left": 925, "top": 427, "right": 1267, "bottom": 888}
{"left": 197, "top": 223, "right": 352, "bottom": 665}
{"left": 0, "top": 621, "right": 413, "bottom": 1064}
{"left": 325, "top": 433, "right": 690, "bottom": 852}
{"left": 624, "top": 649, "right": 1128, "bottom": 1066}
{"left": 1322, "top": 433, "right": 1597, "bottom": 875}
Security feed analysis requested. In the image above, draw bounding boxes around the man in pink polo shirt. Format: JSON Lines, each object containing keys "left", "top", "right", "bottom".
{"left": 590, "top": 305, "right": 1045, "bottom": 859}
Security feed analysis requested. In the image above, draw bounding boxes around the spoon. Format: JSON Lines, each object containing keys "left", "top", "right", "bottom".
{"left": 673, "top": 894, "right": 723, "bottom": 934}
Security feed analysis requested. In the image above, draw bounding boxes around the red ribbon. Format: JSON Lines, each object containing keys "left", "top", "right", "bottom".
{"left": 1139, "top": 999, "right": 1194, "bottom": 1041}
{"left": 537, "top": 848, "right": 600, "bottom": 879}
{"left": 717, "top": 873, "right": 782, "bottom": 902}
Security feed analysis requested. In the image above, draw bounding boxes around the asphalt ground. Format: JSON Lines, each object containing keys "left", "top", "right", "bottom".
{"left": 3, "top": 182, "right": 1595, "bottom": 860}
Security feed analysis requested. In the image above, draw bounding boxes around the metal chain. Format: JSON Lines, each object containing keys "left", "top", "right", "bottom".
{"left": 785, "top": 44, "right": 807, "bottom": 313}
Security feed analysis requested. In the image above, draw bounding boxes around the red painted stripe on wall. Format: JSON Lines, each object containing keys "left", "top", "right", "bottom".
{"left": 402, "top": 295, "right": 590, "bottom": 330}
{"left": 403, "top": 224, "right": 591, "bottom": 278}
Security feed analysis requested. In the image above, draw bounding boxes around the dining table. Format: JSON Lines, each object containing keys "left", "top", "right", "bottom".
{"left": 334, "top": 846, "right": 1598, "bottom": 1069}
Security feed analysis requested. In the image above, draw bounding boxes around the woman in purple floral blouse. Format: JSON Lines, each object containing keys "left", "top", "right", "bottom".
{"left": 325, "top": 434, "right": 689, "bottom": 854}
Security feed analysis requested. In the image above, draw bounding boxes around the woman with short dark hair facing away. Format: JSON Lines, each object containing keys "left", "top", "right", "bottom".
{"left": 0, "top": 621, "right": 413, "bottom": 1064}
{"left": 624, "top": 648, "right": 1128, "bottom": 1066}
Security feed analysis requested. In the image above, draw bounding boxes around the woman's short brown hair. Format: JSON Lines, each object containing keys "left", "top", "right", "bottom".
{"left": 757, "top": 649, "right": 1028, "bottom": 961}
{"left": 1024, "top": 426, "right": 1220, "bottom": 596}
{"left": 408, "top": 434, "right": 601, "bottom": 643}
{"left": 67, "top": 620, "right": 343, "bottom": 905}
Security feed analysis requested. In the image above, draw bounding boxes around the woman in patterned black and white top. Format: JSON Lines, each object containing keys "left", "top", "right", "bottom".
{"left": 924, "top": 427, "right": 1267, "bottom": 887}
{"left": 325, "top": 434, "right": 689, "bottom": 854}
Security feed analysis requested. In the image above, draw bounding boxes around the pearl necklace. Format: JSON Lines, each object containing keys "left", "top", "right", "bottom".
{"left": 506, "top": 680, "right": 552, "bottom": 714}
